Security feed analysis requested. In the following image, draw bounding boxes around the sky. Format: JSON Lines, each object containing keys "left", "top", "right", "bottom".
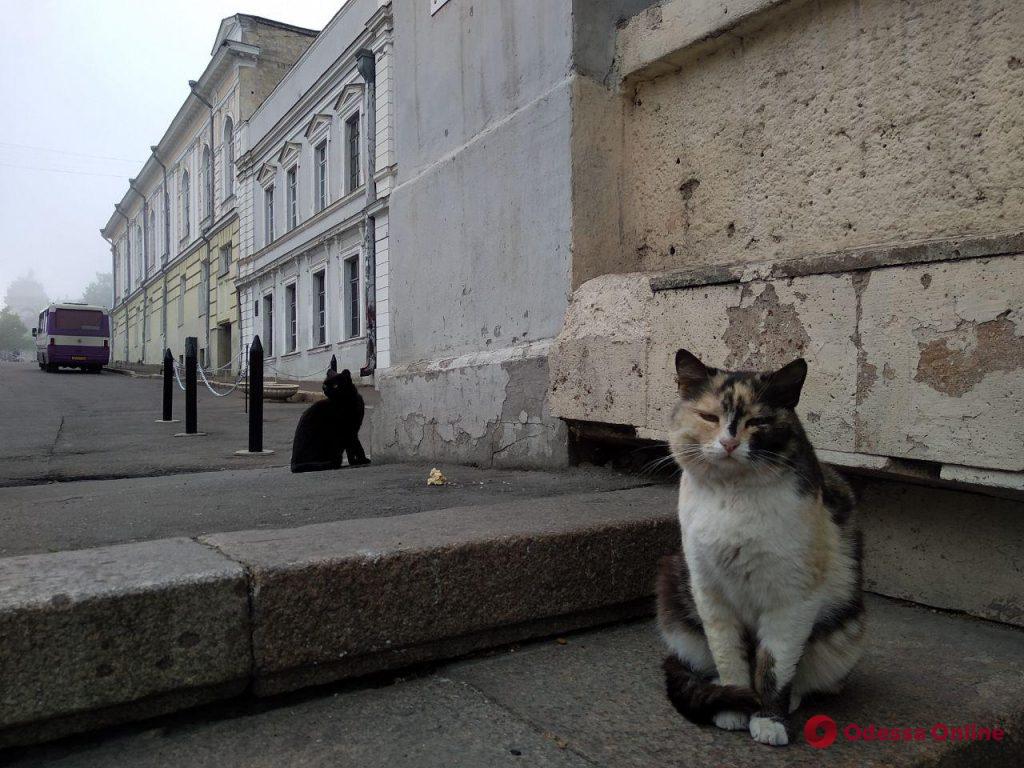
{"left": 0, "top": 0, "right": 343, "bottom": 307}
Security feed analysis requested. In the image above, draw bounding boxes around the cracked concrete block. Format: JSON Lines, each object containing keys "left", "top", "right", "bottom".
{"left": 373, "top": 340, "right": 568, "bottom": 469}
{"left": 201, "top": 485, "right": 678, "bottom": 694}
{"left": 549, "top": 274, "right": 653, "bottom": 428}
{"left": 647, "top": 274, "right": 859, "bottom": 451}
{"left": 0, "top": 538, "right": 250, "bottom": 746}
{"left": 856, "top": 256, "right": 1024, "bottom": 471}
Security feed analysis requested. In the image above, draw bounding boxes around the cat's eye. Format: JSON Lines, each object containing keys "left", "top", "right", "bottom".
{"left": 697, "top": 412, "right": 719, "bottom": 423}
{"left": 746, "top": 416, "right": 772, "bottom": 428}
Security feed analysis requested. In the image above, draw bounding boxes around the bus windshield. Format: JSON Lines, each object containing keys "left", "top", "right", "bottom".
{"left": 52, "top": 309, "right": 104, "bottom": 332}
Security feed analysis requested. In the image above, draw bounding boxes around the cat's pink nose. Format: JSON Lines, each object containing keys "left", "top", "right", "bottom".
{"left": 719, "top": 436, "right": 740, "bottom": 454}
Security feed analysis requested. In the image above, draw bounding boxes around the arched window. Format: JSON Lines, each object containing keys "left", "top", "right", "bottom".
{"left": 223, "top": 116, "right": 234, "bottom": 199}
{"left": 181, "top": 169, "right": 190, "bottom": 239}
{"left": 134, "top": 224, "right": 144, "bottom": 282}
{"left": 201, "top": 145, "right": 212, "bottom": 220}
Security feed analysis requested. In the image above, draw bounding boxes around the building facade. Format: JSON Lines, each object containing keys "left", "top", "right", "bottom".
{"left": 235, "top": 0, "right": 394, "bottom": 382}
{"left": 102, "top": 15, "right": 317, "bottom": 373}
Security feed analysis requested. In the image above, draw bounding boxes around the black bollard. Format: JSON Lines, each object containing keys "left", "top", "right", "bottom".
{"left": 161, "top": 348, "right": 173, "bottom": 421}
{"left": 248, "top": 335, "right": 264, "bottom": 453}
{"left": 185, "top": 336, "right": 198, "bottom": 434}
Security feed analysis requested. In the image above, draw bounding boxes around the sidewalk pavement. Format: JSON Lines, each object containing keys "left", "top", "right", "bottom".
{"left": 6, "top": 596, "right": 1023, "bottom": 767}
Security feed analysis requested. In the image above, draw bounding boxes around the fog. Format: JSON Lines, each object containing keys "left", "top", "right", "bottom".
{"left": 0, "top": 0, "right": 342, "bottom": 306}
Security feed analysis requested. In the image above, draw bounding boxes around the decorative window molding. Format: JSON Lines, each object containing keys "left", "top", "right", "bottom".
{"left": 304, "top": 113, "right": 332, "bottom": 141}
{"left": 333, "top": 83, "right": 364, "bottom": 113}
{"left": 256, "top": 162, "right": 277, "bottom": 188}
{"left": 276, "top": 141, "right": 302, "bottom": 168}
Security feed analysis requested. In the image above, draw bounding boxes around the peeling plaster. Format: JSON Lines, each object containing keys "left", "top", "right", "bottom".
{"left": 722, "top": 283, "right": 811, "bottom": 369}
{"left": 915, "top": 313, "right": 1024, "bottom": 397}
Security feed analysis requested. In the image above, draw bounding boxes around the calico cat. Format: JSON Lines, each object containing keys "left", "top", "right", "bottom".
{"left": 657, "top": 349, "right": 863, "bottom": 747}
{"left": 290, "top": 356, "right": 371, "bottom": 473}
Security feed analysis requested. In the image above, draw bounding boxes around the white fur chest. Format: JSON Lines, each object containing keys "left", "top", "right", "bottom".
{"left": 677, "top": 473, "right": 814, "bottom": 618}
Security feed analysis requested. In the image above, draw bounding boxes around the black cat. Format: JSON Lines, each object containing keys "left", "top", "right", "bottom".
{"left": 290, "top": 356, "right": 370, "bottom": 473}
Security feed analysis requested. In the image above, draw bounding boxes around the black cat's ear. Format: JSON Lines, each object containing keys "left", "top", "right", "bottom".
{"left": 329, "top": 355, "right": 337, "bottom": 373}
{"left": 340, "top": 369, "right": 352, "bottom": 381}
{"left": 675, "top": 348, "right": 716, "bottom": 397}
{"left": 762, "top": 358, "right": 808, "bottom": 410}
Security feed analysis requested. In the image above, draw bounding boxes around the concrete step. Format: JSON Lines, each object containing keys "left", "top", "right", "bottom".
{"left": 6, "top": 597, "right": 1023, "bottom": 767}
{"left": 0, "top": 483, "right": 679, "bottom": 747}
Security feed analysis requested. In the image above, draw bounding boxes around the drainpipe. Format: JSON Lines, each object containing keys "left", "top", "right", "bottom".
{"left": 113, "top": 204, "right": 131, "bottom": 363}
{"left": 189, "top": 80, "right": 216, "bottom": 225}
{"left": 356, "top": 48, "right": 377, "bottom": 378}
{"left": 128, "top": 178, "right": 148, "bottom": 364}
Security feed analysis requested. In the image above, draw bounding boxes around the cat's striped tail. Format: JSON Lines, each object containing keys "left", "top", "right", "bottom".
{"left": 662, "top": 655, "right": 760, "bottom": 725}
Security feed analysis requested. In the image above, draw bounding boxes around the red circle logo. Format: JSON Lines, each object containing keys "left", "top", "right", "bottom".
{"left": 805, "top": 714, "right": 838, "bottom": 748}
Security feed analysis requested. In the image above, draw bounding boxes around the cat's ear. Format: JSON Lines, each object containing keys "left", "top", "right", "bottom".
{"left": 762, "top": 358, "right": 808, "bottom": 409}
{"left": 340, "top": 369, "right": 352, "bottom": 381}
{"left": 675, "top": 348, "right": 716, "bottom": 396}
{"left": 329, "top": 355, "right": 337, "bottom": 373}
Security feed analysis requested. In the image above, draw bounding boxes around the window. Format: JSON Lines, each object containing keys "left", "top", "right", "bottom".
{"left": 315, "top": 140, "right": 328, "bottom": 211}
{"left": 199, "top": 261, "right": 208, "bottom": 316}
{"left": 285, "top": 283, "right": 297, "bottom": 352}
{"left": 286, "top": 166, "right": 298, "bottom": 230}
{"left": 163, "top": 189, "right": 171, "bottom": 256}
{"left": 201, "top": 145, "right": 212, "bottom": 221}
{"left": 223, "top": 117, "right": 234, "bottom": 199}
{"left": 134, "top": 224, "right": 143, "bottom": 286}
{"left": 264, "top": 184, "right": 275, "bottom": 244}
{"left": 345, "top": 256, "right": 360, "bottom": 338}
{"left": 262, "top": 294, "right": 274, "bottom": 356}
{"left": 147, "top": 210, "right": 156, "bottom": 270}
{"left": 219, "top": 244, "right": 231, "bottom": 276}
{"left": 346, "top": 112, "right": 360, "bottom": 192}
{"left": 313, "top": 269, "right": 326, "bottom": 346}
{"left": 178, "top": 275, "right": 186, "bottom": 325}
{"left": 181, "top": 169, "right": 191, "bottom": 239}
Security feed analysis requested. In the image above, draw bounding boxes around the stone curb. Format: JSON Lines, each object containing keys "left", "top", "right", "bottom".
{"left": 0, "top": 485, "right": 678, "bottom": 747}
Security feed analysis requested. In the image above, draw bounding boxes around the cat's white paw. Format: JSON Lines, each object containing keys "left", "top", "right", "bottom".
{"left": 750, "top": 716, "right": 789, "bottom": 746}
{"left": 713, "top": 710, "right": 749, "bottom": 731}
{"left": 789, "top": 693, "right": 802, "bottom": 714}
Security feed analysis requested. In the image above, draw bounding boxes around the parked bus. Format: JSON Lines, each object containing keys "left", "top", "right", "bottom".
{"left": 33, "top": 303, "right": 110, "bottom": 372}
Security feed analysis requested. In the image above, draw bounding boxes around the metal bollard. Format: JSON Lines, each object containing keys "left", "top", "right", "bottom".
{"left": 185, "top": 336, "right": 198, "bottom": 434}
{"left": 157, "top": 348, "right": 176, "bottom": 423}
{"left": 248, "top": 336, "right": 264, "bottom": 452}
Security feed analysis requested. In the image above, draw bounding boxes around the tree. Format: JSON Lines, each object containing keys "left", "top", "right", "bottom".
{"left": 3, "top": 272, "right": 49, "bottom": 330}
{"left": 80, "top": 272, "right": 113, "bottom": 309}
{"left": 0, "top": 308, "right": 31, "bottom": 355}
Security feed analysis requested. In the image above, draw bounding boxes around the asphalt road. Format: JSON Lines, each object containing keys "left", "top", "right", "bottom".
{"left": 0, "top": 361, "right": 648, "bottom": 556}
{"left": 0, "top": 362, "right": 326, "bottom": 486}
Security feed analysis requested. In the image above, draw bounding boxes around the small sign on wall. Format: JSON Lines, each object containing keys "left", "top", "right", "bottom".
{"left": 430, "top": 0, "right": 452, "bottom": 16}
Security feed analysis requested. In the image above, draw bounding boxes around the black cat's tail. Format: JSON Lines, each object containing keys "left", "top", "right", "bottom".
{"left": 290, "top": 461, "right": 338, "bottom": 474}
{"left": 662, "top": 656, "right": 760, "bottom": 725}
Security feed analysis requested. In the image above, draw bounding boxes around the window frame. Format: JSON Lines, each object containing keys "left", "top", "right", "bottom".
{"left": 345, "top": 111, "right": 361, "bottom": 194}
{"left": 263, "top": 183, "right": 275, "bottom": 245}
{"left": 222, "top": 116, "right": 235, "bottom": 200}
{"left": 314, "top": 139, "right": 329, "bottom": 213}
{"left": 312, "top": 267, "right": 327, "bottom": 347}
{"left": 344, "top": 254, "right": 360, "bottom": 339}
{"left": 262, "top": 291, "right": 275, "bottom": 357}
{"left": 177, "top": 275, "right": 186, "bottom": 326}
{"left": 286, "top": 165, "right": 298, "bottom": 230}
{"left": 180, "top": 169, "right": 191, "bottom": 241}
{"left": 284, "top": 280, "right": 298, "bottom": 353}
